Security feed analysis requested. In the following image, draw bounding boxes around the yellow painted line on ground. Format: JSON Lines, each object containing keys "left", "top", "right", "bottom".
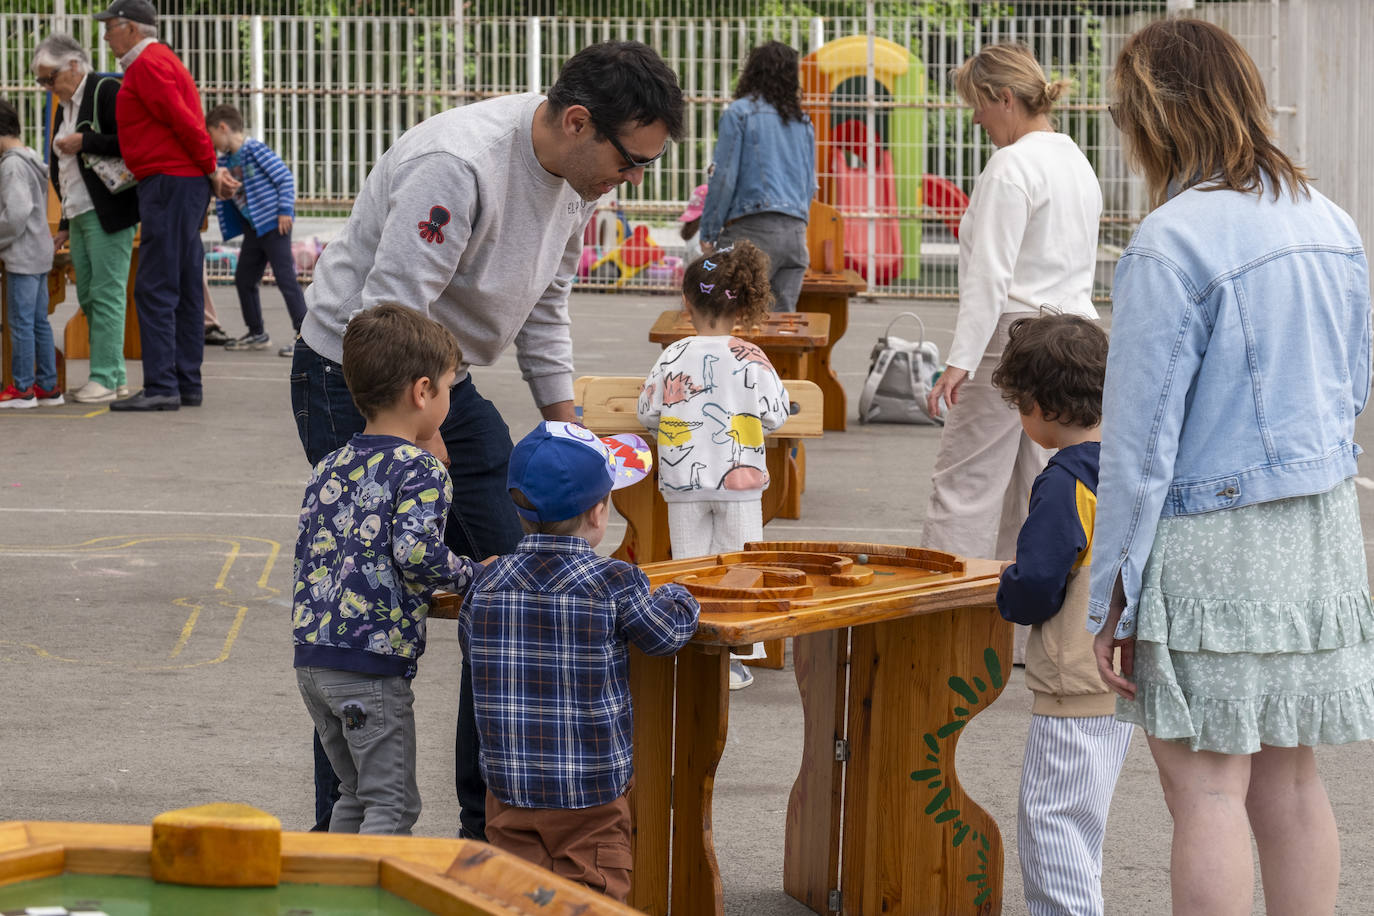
{"left": 0, "top": 406, "right": 109, "bottom": 418}
{"left": 0, "top": 533, "right": 282, "bottom": 669}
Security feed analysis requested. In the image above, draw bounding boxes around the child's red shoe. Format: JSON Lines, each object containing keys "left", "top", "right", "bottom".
{"left": 0, "top": 384, "right": 37, "bottom": 409}
{"left": 33, "top": 384, "right": 64, "bottom": 406}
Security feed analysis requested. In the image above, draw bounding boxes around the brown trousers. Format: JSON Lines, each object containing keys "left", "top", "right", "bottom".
{"left": 485, "top": 789, "right": 633, "bottom": 902}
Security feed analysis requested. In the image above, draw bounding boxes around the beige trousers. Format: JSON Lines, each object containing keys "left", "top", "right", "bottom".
{"left": 921, "top": 312, "right": 1051, "bottom": 561}
{"left": 921, "top": 312, "right": 1060, "bottom": 663}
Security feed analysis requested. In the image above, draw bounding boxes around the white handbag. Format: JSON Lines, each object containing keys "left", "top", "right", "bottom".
{"left": 78, "top": 77, "right": 137, "bottom": 194}
{"left": 857, "top": 312, "right": 944, "bottom": 426}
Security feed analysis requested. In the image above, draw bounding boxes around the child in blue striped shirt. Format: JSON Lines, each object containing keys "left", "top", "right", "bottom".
{"left": 206, "top": 104, "right": 305, "bottom": 357}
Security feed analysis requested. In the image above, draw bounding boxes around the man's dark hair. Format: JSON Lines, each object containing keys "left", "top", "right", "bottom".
{"left": 991, "top": 313, "right": 1108, "bottom": 428}
{"left": 735, "top": 41, "right": 805, "bottom": 124}
{"left": 342, "top": 304, "right": 460, "bottom": 421}
{"left": 0, "top": 100, "right": 21, "bottom": 138}
{"left": 546, "top": 41, "right": 685, "bottom": 142}
{"left": 205, "top": 103, "right": 244, "bottom": 132}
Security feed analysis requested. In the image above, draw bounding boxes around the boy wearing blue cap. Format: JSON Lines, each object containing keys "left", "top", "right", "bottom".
{"left": 459, "top": 421, "right": 700, "bottom": 901}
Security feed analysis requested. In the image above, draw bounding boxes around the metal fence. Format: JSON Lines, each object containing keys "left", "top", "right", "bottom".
{"left": 0, "top": 1, "right": 1341, "bottom": 299}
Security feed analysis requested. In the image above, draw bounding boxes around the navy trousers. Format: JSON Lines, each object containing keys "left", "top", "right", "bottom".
{"left": 133, "top": 174, "right": 211, "bottom": 398}
{"left": 235, "top": 222, "right": 307, "bottom": 335}
{"left": 290, "top": 340, "right": 524, "bottom": 838}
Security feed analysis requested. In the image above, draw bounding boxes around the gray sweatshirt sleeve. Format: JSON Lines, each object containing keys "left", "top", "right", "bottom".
{"left": 0, "top": 159, "right": 33, "bottom": 252}
{"left": 359, "top": 151, "right": 476, "bottom": 317}
{"left": 513, "top": 216, "right": 586, "bottom": 407}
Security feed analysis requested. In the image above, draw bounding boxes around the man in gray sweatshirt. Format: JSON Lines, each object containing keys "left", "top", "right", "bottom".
{"left": 0, "top": 100, "right": 61, "bottom": 407}
{"left": 289, "top": 40, "right": 685, "bottom": 839}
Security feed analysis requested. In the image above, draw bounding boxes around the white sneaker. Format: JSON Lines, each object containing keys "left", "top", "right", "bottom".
{"left": 72, "top": 381, "right": 118, "bottom": 403}
{"left": 117, "top": 385, "right": 130, "bottom": 397}
{"left": 728, "top": 659, "right": 755, "bottom": 690}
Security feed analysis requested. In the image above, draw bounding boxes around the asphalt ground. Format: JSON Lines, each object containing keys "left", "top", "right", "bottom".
{"left": 3, "top": 283, "right": 1374, "bottom": 914}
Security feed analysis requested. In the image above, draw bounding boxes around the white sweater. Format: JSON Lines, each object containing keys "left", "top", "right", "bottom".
{"left": 948, "top": 131, "right": 1102, "bottom": 374}
{"left": 637, "top": 336, "right": 791, "bottom": 503}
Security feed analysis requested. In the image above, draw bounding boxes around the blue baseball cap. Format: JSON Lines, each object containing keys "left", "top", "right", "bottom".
{"left": 508, "top": 421, "right": 652, "bottom": 523}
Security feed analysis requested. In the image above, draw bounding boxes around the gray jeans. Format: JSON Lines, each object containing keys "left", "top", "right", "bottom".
{"left": 717, "top": 211, "right": 809, "bottom": 311}
{"left": 297, "top": 666, "right": 420, "bottom": 834}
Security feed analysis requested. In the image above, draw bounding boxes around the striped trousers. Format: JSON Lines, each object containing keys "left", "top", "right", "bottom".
{"left": 1018, "top": 713, "right": 1133, "bottom": 916}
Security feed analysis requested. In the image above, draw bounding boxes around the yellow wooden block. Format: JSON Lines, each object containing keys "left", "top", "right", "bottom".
{"left": 150, "top": 803, "right": 282, "bottom": 888}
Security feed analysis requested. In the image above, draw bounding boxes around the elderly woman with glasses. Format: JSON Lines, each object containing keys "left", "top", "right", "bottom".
{"left": 32, "top": 33, "right": 139, "bottom": 403}
{"left": 1091, "top": 19, "right": 1374, "bottom": 914}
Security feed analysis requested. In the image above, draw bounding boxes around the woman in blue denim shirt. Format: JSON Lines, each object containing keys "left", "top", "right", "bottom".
{"left": 699, "top": 41, "right": 814, "bottom": 311}
{"left": 1090, "top": 20, "right": 1374, "bottom": 914}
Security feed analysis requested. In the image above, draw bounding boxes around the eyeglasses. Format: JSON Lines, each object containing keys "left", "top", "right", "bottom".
{"left": 35, "top": 71, "right": 57, "bottom": 88}
{"left": 599, "top": 125, "right": 669, "bottom": 173}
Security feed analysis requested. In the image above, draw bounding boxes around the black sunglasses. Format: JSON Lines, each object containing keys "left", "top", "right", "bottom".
{"left": 35, "top": 71, "right": 57, "bottom": 88}
{"left": 597, "top": 123, "right": 669, "bottom": 173}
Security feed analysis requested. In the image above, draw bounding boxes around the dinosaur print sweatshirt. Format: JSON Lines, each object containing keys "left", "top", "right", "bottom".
{"left": 638, "top": 336, "right": 790, "bottom": 503}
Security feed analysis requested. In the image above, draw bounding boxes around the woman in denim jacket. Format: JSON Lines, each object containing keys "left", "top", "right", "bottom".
{"left": 699, "top": 41, "right": 814, "bottom": 311}
{"left": 1090, "top": 20, "right": 1374, "bottom": 914}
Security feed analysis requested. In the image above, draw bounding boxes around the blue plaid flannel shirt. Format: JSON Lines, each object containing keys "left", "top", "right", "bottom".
{"left": 458, "top": 534, "right": 700, "bottom": 809}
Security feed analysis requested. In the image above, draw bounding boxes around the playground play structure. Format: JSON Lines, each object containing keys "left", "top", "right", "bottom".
{"left": 579, "top": 35, "right": 969, "bottom": 292}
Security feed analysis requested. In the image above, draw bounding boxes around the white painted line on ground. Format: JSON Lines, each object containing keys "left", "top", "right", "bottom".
{"left": 0, "top": 507, "right": 298, "bottom": 520}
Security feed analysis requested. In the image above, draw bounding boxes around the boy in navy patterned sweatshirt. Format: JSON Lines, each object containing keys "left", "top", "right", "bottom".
{"left": 206, "top": 103, "right": 305, "bottom": 356}
{"left": 460, "top": 421, "right": 700, "bottom": 901}
{"left": 293, "top": 304, "right": 480, "bottom": 835}
{"left": 991, "top": 314, "right": 1131, "bottom": 916}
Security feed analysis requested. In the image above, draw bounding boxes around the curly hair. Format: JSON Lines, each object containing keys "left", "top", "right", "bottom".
{"left": 681, "top": 240, "right": 773, "bottom": 327}
{"left": 735, "top": 41, "right": 804, "bottom": 124}
{"left": 990, "top": 314, "right": 1107, "bottom": 428}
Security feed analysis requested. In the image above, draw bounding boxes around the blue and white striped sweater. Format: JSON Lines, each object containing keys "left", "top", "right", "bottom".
{"left": 214, "top": 137, "right": 295, "bottom": 240}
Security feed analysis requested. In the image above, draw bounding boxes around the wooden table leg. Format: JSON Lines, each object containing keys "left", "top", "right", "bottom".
{"left": 628, "top": 649, "right": 677, "bottom": 915}
{"left": 669, "top": 646, "right": 729, "bottom": 916}
{"left": 839, "top": 606, "right": 1012, "bottom": 915}
{"left": 612, "top": 477, "right": 671, "bottom": 565}
{"left": 802, "top": 293, "right": 849, "bottom": 432}
{"left": 784, "top": 630, "right": 849, "bottom": 913}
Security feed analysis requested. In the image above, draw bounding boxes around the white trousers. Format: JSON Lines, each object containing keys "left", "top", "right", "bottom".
{"left": 667, "top": 498, "right": 764, "bottom": 559}
{"left": 920, "top": 312, "right": 1052, "bottom": 562}
{"left": 1018, "top": 713, "right": 1133, "bottom": 916}
{"left": 669, "top": 499, "right": 765, "bottom": 659}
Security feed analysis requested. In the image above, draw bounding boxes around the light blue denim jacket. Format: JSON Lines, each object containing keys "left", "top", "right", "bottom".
{"left": 1088, "top": 180, "right": 1371, "bottom": 638}
{"left": 699, "top": 95, "right": 815, "bottom": 243}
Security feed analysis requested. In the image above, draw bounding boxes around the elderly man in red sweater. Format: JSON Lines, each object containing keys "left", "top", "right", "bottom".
{"left": 96, "top": 0, "right": 238, "bottom": 411}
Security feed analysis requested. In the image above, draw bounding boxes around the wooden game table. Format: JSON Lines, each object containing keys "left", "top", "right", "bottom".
{"left": 627, "top": 542, "right": 1010, "bottom": 915}
{"left": 800, "top": 198, "right": 868, "bottom": 431}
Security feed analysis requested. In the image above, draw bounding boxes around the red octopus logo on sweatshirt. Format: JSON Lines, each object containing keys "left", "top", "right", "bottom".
{"left": 418, "top": 205, "right": 450, "bottom": 244}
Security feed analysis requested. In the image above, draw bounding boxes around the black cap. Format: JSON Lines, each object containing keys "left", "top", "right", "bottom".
{"left": 94, "top": 0, "right": 157, "bottom": 26}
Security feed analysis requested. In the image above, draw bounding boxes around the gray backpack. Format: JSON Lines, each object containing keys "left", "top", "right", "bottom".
{"left": 858, "top": 312, "right": 944, "bottom": 426}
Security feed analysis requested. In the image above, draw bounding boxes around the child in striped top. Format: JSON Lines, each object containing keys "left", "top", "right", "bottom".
{"left": 206, "top": 103, "right": 305, "bottom": 357}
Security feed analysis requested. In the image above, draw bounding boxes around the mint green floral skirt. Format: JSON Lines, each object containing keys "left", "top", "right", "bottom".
{"left": 1116, "top": 479, "right": 1374, "bottom": 754}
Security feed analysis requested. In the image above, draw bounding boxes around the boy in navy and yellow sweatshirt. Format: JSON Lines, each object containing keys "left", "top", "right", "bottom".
{"left": 990, "top": 314, "right": 1132, "bottom": 916}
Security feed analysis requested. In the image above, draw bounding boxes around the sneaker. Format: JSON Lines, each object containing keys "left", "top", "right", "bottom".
{"left": 33, "top": 384, "right": 64, "bottom": 406}
{"left": 728, "top": 658, "right": 754, "bottom": 691}
{"left": 204, "top": 324, "right": 232, "bottom": 346}
{"left": 225, "top": 331, "right": 271, "bottom": 351}
{"left": 0, "top": 384, "right": 37, "bottom": 408}
{"left": 73, "top": 381, "right": 118, "bottom": 403}
{"left": 117, "top": 385, "right": 130, "bottom": 398}
{"left": 277, "top": 342, "right": 295, "bottom": 358}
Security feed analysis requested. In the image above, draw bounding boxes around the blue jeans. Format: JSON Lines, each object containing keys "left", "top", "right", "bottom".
{"left": 290, "top": 339, "right": 523, "bottom": 837}
{"left": 5, "top": 272, "right": 57, "bottom": 391}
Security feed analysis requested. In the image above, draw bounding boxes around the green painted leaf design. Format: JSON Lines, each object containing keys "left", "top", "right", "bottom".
{"left": 937, "top": 719, "right": 967, "bottom": 738}
{"left": 933, "top": 808, "right": 960, "bottom": 823}
{"left": 985, "top": 647, "right": 1004, "bottom": 689}
{"left": 924, "top": 787, "right": 950, "bottom": 815}
{"left": 948, "top": 675, "right": 979, "bottom": 705}
{"left": 910, "top": 768, "right": 940, "bottom": 781}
